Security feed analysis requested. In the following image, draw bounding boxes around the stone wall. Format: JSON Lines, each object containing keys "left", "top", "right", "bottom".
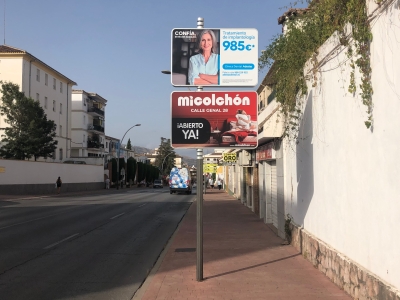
{"left": 290, "top": 225, "right": 400, "bottom": 300}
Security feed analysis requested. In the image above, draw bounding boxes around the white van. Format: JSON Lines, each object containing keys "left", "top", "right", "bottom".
{"left": 169, "top": 167, "right": 192, "bottom": 194}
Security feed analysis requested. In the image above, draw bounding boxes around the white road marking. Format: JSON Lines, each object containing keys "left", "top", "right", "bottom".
{"left": 0, "top": 211, "right": 69, "bottom": 231}
{"left": 138, "top": 204, "right": 147, "bottom": 208}
{"left": 110, "top": 212, "right": 125, "bottom": 220}
{"left": 44, "top": 233, "right": 80, "bottom": 249}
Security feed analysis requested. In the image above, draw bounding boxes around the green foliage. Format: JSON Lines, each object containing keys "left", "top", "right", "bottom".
{"left": 137, "top": 161, "right": 145, "bottom": 183}
{"left": 126, "top": 138, "right": 132, "bottom": 150}
{"left": 155, "top": 137, "right": 176, "bottom": 175}
{"left": 0, "top": 81, "right": 57, "bottom": 160}
{"left": 110, "top": 158, "right": 117, "bottom": 183}
{"left": 259, "top": 0, "right": 376, "bottom": 135}
{"left": 136, "top": 161, "right": 160, "bottom": 183}
{"left": 284, "top": 214, "right": 293, "bottom": 243}
{"left": 127, "top": 157, "right": 137, "bottom": 182}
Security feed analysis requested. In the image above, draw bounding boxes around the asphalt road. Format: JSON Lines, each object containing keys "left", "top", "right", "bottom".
{"left": 0, "top": 187, "right": 194, "bottom": 300}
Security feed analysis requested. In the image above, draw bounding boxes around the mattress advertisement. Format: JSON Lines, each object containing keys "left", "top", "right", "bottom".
{"left": 171, "top": 28, "right": 258, "bottom": 87}
{"left": 171, "top": 91, "right": 258, "bottom": 149}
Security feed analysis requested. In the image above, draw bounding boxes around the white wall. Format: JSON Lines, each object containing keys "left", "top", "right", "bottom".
{"left": 1, "top": 55, "right": 74, "bottom": 160}
{"left": 0, "top": 158, "right": 104, "bottom": 185}
{"left": 283, "top": 1, "right": 400, "bottom": 290}
{"left": 0, "top": 58, "right": 23, "bottom": 133}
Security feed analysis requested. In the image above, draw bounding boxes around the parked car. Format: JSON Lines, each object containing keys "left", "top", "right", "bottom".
{"left": 153, "top": 179, "right": 163, "bottom": 188}
{"left": 169, "top": 167, "right": 192, "bottom": 194}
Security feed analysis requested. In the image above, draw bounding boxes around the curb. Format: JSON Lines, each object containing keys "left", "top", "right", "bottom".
{"left": 131, "top": 201, "right": 194, "bottom": 300}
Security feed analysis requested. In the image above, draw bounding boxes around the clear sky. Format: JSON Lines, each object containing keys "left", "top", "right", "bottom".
{"left": 2, "top": 0, "right": 300, "bottom": 158}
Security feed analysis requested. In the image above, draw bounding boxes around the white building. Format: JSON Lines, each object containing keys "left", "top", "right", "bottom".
{"left": 0, "top": 45, "right": 77, "bottom": 161}
{"left": 224, "top": 1, "right": 400, "bottom": 298}
{"left": 71, "top": 90, "right": 107, "bottom": 159}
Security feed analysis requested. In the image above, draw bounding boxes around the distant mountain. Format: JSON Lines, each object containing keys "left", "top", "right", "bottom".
{"left": 132, "top": 146, "right": 152, "bottom": 155}
{"left": 132, "top": 146, "right": 196, "bottom": 167}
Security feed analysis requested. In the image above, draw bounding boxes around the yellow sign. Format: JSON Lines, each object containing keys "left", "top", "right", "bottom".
{"left": 204, "top": 164, "right": 218, "bottom": 173}
{"left": 223, "top": 153, "right": 237, "bottom": 163}
{"left": 0, "top": 167, "right": 5, "bottom": 173}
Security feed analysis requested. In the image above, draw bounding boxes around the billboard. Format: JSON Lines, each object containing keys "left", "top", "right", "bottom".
{"left": 171, "top": 91, "right": 258, "bottom": 149}
{"left": 223, "top": 153, "right": 237, "bottom": 163}
{"left": 171, "top": 28, "right": 258, "bottom": 87}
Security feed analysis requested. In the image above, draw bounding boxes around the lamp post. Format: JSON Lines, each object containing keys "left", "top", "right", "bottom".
{"left": 117, "top": 124, "right": 141, "bottom": 190}
{"left": 160, "top": 151, "right": 174, "bottom": 175}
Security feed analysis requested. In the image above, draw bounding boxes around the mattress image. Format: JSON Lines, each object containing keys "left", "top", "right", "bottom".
{"left": 222, "top": 136, "right": 236, "bottom": 143}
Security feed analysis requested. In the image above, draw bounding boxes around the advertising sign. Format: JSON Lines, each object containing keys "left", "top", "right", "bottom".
{"left": 204, "top": 164, "right": 218, "bottom": 173}
{"left": 223, "top": 153, "right": 237, "bottom": 163}
{"left": 171, "top": 28, "right": 258, "bottom": 87}
{"left": 171, "top": 91, "right": 258, "bottom": 149}
{"left": 256, "top": 142, "right": 276, "bottom": 162}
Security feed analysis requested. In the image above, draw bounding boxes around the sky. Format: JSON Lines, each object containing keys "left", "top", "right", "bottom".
{"left": 1, "top": 0, "right": 301, "bottom": 158}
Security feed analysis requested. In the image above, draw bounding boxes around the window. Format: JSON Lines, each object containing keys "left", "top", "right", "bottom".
{"left": 59, "top": 125, "right": 62, "bottom": 136}
{"left": 36, "top": 69, "right": 40, "bottom": 82}
{"left": 106, "top": 142, "right": 108, "bottom": 148}
{"left": 53, "top": 100, "right": 56, "bottom": 112}
{"left": 59, "top": 149, "right": 63, "bottom": 160}
{"left": 60, "top": 82, "right": 63, "bottom": 93}
{"left": 52, "top": 150, "right": 56, "bottom": 160}
{"left": 53, "top": 78, "right": 56, "bottom": 90}
{"left": 83, "top": 115, "right": 86, "bottom": 125}
{"left": 36, "top": 93, "right": 39, "bottom": 102}
{"left": 83, "top": 134, "right": 86, "bottom": 143}
{"left": 45, "top": 74, "right": 48, "bottom": 86}
{"left": 84, "top": 98, "right": 86, "bottom": 106}
{"left": 267, "top": 89, "right": 276, "bottom": 105}
{"left": 60, "top": 103, "right": 62, "bottom": 114}
{"left": 44, "top": 97, "right": 48, "bottom": 109}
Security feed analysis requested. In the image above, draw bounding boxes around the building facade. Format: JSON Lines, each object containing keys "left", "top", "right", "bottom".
{"left": 223, "top": 1, "right": 400, "bottom": 298}
{"left": 0, "top": 45, "right": 77, "bottom": 161}
{"left": 71, "top": 90, "right": 107, "bottom": 159}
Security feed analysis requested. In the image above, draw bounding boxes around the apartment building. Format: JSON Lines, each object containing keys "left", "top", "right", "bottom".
{"left": 71, "top": 90, "right": 107, "bottom": 159}
{"left": 0, "top": 45, "right": 77, "bottom": 161}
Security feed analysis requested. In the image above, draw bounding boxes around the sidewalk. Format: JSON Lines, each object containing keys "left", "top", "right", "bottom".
{"left": 136, "top": 189, "right": 350, "bottom": 300}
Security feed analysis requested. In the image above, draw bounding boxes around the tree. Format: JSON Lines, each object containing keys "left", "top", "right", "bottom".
{"left": 155, "top": 137, "right": 176, "bottom": 175}
{"left": 127, "top": 157, "right": 137, "bottom": 183}
{"left": 126, "top": 138, "right": 132, "bottom": 150}
{"left": 0, "top": 82, "right": 57, "bottom": 160}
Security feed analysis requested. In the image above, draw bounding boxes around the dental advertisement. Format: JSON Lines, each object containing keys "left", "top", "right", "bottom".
{"left": 171, "top": 28, "right": 258, "bottom": 87}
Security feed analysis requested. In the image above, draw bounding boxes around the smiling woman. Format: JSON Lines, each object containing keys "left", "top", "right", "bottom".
{"left": 188, "top": 29, "right": 219, "bottom": 85}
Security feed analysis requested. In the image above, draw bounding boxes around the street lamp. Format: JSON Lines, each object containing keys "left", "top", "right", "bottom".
{"left": 117, "top": 124, "right": 141, "bottom": 190}
{"left": 160, "top": 151, "right": 174, "bottom": 175}
{"left": 161, "top": 70, "right": 171, "bottom": 74}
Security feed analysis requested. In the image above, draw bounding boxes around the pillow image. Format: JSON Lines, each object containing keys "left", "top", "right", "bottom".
{"left": 230, "top": 121, "right": 237, "bottom": 130}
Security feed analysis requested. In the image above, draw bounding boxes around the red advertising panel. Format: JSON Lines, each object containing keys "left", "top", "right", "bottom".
{"left": 171, "top": 91, "right": 258, "bottom": 149}
{"left": 256, "top": 142, "right": 275, "bottom": 162}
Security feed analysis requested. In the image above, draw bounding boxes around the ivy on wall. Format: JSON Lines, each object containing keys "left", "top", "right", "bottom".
{"left": 259, "top": 0, "right": 384, "bottom": 136}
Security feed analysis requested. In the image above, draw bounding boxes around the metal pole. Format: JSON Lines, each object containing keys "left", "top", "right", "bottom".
{"left": 117, "top": 145, "right": 120, "bottom": 190}
{"left": 196, "top": 16, "right": 204, "bottom": 283}
{"left": 196, "top": 148, "right": 203, "bottom": 282}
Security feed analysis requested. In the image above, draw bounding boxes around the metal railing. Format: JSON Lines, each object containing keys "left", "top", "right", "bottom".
{"left": 87, "top": 106, "right": 104, "bottom": 116}
{"left": 87, "top": 124, "right": 104, "bottom": 133}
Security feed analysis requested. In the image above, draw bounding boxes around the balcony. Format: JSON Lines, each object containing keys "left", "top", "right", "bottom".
{"left": 257, "top": 99, "right": 284, "bottom": 145}
{"left": 87, "top": 124, "right": 104, "bottom": 133}
{"left": 87, "top": 106, "right": 105, "bottom": 117}
{"left": 87, "top": 140, "right": 104, "bottom": 150}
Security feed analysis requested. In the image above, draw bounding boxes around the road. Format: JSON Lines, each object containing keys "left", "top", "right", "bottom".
{"left": 0, "top": 187, "right": 194, "bottom": 300}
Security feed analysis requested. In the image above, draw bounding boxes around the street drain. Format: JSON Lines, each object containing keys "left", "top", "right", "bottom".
{"left": 175, "top": 248, "right": 196, "bottom": 252}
